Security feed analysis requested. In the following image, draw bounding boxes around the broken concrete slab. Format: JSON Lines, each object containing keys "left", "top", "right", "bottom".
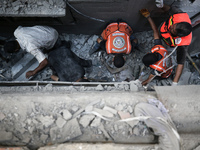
{"left": 90, "top": 117, "right": 101, "bottom": 127}
{"left": 60, "top": 118, "right": 82, "bottom": 142}
{"left": 79, "top": 115, "right": 95, "bottom": 128}
{"left": 103, "top": 106, "right": 117, "bottom": 115}
{"left": 93, "top": 108, "right": 114, "bottom": 118}
{"left": 56, "top": 117, "right": 66, "bottom": 128}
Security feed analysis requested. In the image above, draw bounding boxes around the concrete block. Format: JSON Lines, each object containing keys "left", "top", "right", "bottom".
{"left": 118, "top": 111, "right": 131, "bottom": 120}
{"left": 56, "top": 117, "right": 66, "bottom": 128}
{"left": 93, "top": 108, "right": 114, "bottom": 118}
{"left": 61, "top": 118, "right": 82, "bottom": 141}
{"left": 72, "top": 108, "right": 84, "bottom": 118}
{"left": 103, "top": 106, "right": 117, "bottom": 115}
{"left": 90, "top": 117, "right": 101, "bottom": 127}
{"left": 61, "top": 110, "right": 72, "bottom": 121}
{"left": 38, "top": 115, "right": 55, "bottom": 128}
{"left": 130, "top": 81, "right": 139, "bottom": 92}
{"left": 79, "top": 115, "right": 95, "bottom": 128}
{"left": 178, "top": 70, "right": 192, "bottom": 85}
{"left": 0, "top": 131, "right": 13, "bottom": 141}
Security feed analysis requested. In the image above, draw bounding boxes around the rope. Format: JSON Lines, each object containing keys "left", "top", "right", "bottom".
{"left": 147, "top": 46, "right": 178, "bottom": 85}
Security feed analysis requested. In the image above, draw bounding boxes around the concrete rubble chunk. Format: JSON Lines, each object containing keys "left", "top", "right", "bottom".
{"left": 93, "top": 108, "right": 114, "bottom": 118}
{"left": 61, "top": 118, "right": 82, "bottom": 142}
{"left": 90, "top": 117, "right": 101, "bottom": 127}
{"left": 0, "top": 112, "right": 5, "bottom": 121}
{"left": 118, "top": 111, "right": 131, "bottom": 120}
{"left": 129, "top": 81, "right": 139, "bottom": 92}
{"left": 40, "top": 134, "right": 48, "bottom": 144}
{"left": 79, "top": 115, "right": 95, "bottom": 128}
{"left": 99, "top": 124, "right": 112, "bottom": 140}
{"left": 56, "top": 117, "right": 66, "bottom": 128}
{"left": 133, "top": 126, "right": 140, "bottom": 136}
{"left": 96, "top": 84, "right": 104, "bottom": 91}
{"left": 103, "top": 106, "right": 117, "bottom": 115}
{"left": 62, "top": 110, "right": 72, "bottom": 121}
{"left": 0, "top": 131, "right": 13, "bottom": 141}
{"left": 37, "top": 115, "right": 55, "bottom": 128}
{"left": 50, "top": 126, "right": 60, "bottom": 141}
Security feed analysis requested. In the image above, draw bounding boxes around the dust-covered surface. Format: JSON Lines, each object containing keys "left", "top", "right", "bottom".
{"left": 0, "top": 0, "right": 65, "bottom": 17}
{"left": 0, "top": 92, "right": 157, "bottom": 149}
{"left": 1, "top": 31, "right": 200, "bottom": 88}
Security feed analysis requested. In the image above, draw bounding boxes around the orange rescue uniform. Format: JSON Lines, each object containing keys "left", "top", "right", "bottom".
{"left": 149, "top": 45, "right": 173, "bottom": 78}
{"left": 101, "top": 22, "right": 133, "bottom": 54}
{"left": 160, "top": 13, "right": 192, "bottom": 47}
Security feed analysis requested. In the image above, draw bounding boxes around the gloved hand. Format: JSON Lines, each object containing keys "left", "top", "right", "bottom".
{"left": 171, "top": 82, "right": 178, "bottom": 86}
{"left": 155, "top": 0, "right": 164, "bottom": 8}
{"left": 140, "top": 9, "right": 150, "bottom": 18}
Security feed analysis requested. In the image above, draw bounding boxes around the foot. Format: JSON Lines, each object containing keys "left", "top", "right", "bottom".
{"left": 51, "top": 75, "right": 59, "bottom": 81}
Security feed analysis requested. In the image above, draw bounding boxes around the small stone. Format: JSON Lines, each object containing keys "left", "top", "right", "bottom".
{"left": 96, "top": 84, "right": 104, "bottom": 91}
{"left": 56, "top": 117, "right": 66, "bottom": 128}
{"left": 133, "top": 126, "right": 140, "bottom": 136}
{"left": 40, "top": 134, "right": 48, "bottom": 144}
{"left": 127, "top": 106, "right": 133, "bottom": 113}
{"left": 71, "top": 106, "right": 79, "bottom": 112}
{"left": 130, "top": 81, "right": 139, "bottom": 92}
{"left": 38, "top": 115, "right": 55, "bottom": 128}
{"left": 62, "top": 110, "right": 72, "bottom": 121}
{"left": 0, "top": 112, "right": 5, "bottom": 121}
{"left": 79, "top": 115, "right": 95, "bottom": 128}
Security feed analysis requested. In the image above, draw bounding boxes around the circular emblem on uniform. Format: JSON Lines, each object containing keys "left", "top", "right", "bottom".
{"left": 113, "top": 37, "right": 125, "bottom": 48}
{"left": 175, "top": 38, "right": 182, "bottom": 45}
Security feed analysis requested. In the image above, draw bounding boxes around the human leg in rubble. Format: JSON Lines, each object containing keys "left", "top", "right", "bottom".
{"left": 48, "top": 41, "right": 92, "bottom": 82}
{"left": 134, "top": 102, "right": 180, "bottom": 150}
{"left": 155, "top": 0, "right": 192, "bottom": 85}
{"left": 140, "top": 9, "right": 172, "bottom": 86}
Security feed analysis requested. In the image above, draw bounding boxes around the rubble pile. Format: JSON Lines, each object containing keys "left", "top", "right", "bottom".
{"left": 0, "top": 93, "right": 155, "bottom": 149}
{"left": 1, "top": 31, "right": 200, "bottom": 87}
{"left": 0, "top": 0, "right": 65, "bottom": 16}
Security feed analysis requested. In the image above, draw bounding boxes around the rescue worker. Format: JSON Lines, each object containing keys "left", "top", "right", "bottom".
{"left": 48, "top": 41, "right": 92, "bottom": 82}
{"left": 140, "top": 9, "right": 172, "bottom": 86}
{"left": 3, "top": 25, "right": 60, "bottom": 79}
{"left": 89, "top": 21, "right": 138, "bottom": 68}
{"left": 155, "top": 0, "right": 192, "bottom": 85}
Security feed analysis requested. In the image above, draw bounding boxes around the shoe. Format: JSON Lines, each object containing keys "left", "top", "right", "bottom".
{"left": 89, "top": 42, "right": 100, "bottom": 55}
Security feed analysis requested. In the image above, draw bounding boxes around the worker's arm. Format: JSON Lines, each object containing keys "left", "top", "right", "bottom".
{"left": 173, "top": 64, "right": 183, "bottom": 83}
{"left": 142, "top": 74, "right": 155, "bottom": 86}
{"left": 26, "top": 58, "right": 48, "bottom": 79}
{"left": 147, "top": 17, "right": 160, "bottom": 40}
{"left": 140, "top": 9, "right": 159, "bottom": 40}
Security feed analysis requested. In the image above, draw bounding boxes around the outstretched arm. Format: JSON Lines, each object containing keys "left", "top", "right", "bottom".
{"left": 26, "top": 58, "right": 48, "bottom": 79}
{"left": 140, "top": 9, "right": 159, "bottom": 40}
